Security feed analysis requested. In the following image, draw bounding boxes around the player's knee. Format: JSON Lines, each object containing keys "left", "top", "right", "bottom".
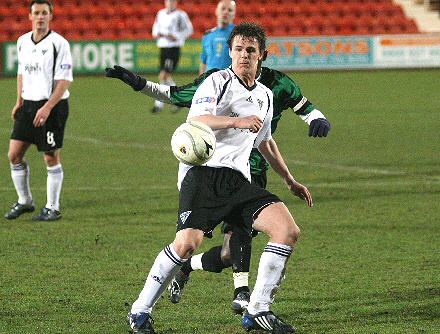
{"left": 173, "top": 240, "right": 200, "bottom": 259}
{"left": 7, "top": 150, "right": 22, "bottom": 165}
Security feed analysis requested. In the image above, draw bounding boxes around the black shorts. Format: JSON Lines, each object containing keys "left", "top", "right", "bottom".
{"left": 160, "top": 47, "right": 180, "bottom": 72}
{"left": 176, "top": 167, "right": 280, "bottom": 237}
{"left": 11, "top": 99, "right": 69, "bottom": 152}
{"left": 221, "top": 171, "right": 268, "bottom": 235}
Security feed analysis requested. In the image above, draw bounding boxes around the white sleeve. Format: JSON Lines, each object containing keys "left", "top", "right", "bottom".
{"left": 253, "top": 92, "right": 273, "bottom": 148}
{"left": 187, "top": 72, "right": 227, "bottom": 120}
{"left": 54, "top": 38, "right": 73, "bottom": 82}
{"left": 175, "top": 11, "right": 193, "bottom": 41}
{"left": 152, "top": 14, "right": 159, "bottom": 38}
{"left": 16, "top": 38, "right": 22, "bottom": 75}
{"left": 299, "top": 108, "right": 326, "bottom": 125}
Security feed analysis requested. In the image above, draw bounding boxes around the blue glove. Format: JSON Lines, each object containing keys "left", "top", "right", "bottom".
{"left": 105, "top": 65, "right": 146, "bottom": 91}
{"left": 309, "top": 118, "right": 331, "bottom": 137}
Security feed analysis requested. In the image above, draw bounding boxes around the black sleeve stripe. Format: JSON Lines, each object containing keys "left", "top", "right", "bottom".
{"left": 52, "top": 42, "right": 58, "bottom": 93}
{"left": 217, "top": 78, "right": 232, "bottom": 105}
{"left": 295, "top": 100, "right": 311, "bottom": 115}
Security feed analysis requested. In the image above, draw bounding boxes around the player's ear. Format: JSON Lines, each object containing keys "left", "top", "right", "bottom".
{"left": 262, "top": 50, "right": 268, "bottom": 61}
{"left": 229, "top": 49, "right": 232, "bottom": 58}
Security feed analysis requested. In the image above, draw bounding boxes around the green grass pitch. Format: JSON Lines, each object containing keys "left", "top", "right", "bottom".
{"left": 1, "top": 69, "right": 439, "bottom": 333}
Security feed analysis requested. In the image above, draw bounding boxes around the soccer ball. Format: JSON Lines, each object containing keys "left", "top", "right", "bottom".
{"left": 171, "top": 121, "right": 216, "bottom": 166}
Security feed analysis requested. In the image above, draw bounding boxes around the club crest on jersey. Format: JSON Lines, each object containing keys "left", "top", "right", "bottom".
{"left": 195, "top": 96, "right": 216, "bottom": 104}
{"left": 42, "top": 49, "right": 48, "bottom": 55}
{"left": 257, "top": 99, "right": 263, "bottom": 110}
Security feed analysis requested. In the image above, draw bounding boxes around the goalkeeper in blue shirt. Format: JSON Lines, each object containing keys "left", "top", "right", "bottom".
{"left": 106, "top": 50, "right": 331, "bottom": 316}
{"left": 199, "top": 0, "right": 236, "bottom": 74}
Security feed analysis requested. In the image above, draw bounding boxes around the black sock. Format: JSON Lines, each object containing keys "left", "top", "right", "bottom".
{"left": 201, "top": 246, "right": 229, "bottom": 273}
{"left": 180, "top": 258, "right": 193, "bottom": 277}
{"left": 230, "top": 229, "right": 252, "bottom": 273}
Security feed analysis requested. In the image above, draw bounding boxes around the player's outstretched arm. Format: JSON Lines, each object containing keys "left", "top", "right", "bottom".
{"left": 105, "top": 65, "right": 175, "bottom": 104}
{"left": 258, "top": 139, "right": 313, "bottom": 207}
{"left": 105, "top": 65, "right": 146, "bottom": 91}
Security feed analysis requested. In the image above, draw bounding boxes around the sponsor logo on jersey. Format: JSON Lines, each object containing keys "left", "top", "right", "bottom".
{"left": 60, "top": 64, "right": 72, "bottom": 69}
{"left": 246, "top": 96, "right": 253, "bottom": 103}
{"left": 24, "top": 63, "right": 42, "bottom": 74}
{"left": 180, "top": 210, "right": 192, "bottom": 224}
{"left": 42, "top": 49, "right": 48, "bottom": 55}
{"left": 195, "top": 96, "right": 216, "bottom": 104}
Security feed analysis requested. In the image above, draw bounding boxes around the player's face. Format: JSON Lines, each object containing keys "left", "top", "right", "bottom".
{"left": 29, "top": 3, "right": 52, "bottom": 32}
{"left": 230, "top": 36, "right": 263, "bottom": 79}
{"left": 165, "top": 0, "right": 177, "bottom": 10}
{"left": 216, "top": 1, "right": 236, "bottom": 25}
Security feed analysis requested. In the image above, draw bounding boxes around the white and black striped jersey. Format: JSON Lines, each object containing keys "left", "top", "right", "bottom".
{"left": 152, "top": 8, "right": 193, "bottom": 48}
{"left": 178, "top": 68, "right": 273, "bottom": 188}
{"left": 17, "top": 31, "right": 73, "bottom": 101}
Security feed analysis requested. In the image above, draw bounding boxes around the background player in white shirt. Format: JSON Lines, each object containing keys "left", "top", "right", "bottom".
{"left": 4, "top": 0, "right": 73, "bottom": 222}
{"left": 127, "top": 23, "right": 313, "bottom": 334}
{"left": 151, "top": 0, "right": 193, "bottom": 113}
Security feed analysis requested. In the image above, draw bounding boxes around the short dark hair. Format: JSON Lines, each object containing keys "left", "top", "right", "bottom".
{"left": 29, "top": 0, "right": 53, "bottom": 13}
{"left": 227, "top": 22, "right": 266, "bottom": 54}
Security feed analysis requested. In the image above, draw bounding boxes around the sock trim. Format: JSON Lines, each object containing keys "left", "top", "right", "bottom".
{"left": 164, "top": 245, "right": 184, "bottom": 266}
{"left": 263, "top": 243, "right": 293, "bottom": 257}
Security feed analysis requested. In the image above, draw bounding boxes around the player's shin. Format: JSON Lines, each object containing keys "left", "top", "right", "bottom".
{"left": 10, "top": 161, "right": 32, "bottom": 205}
{"left": 46, "top": 164, "right": 63, "bottom": 211}
{"left": 247, "top": 243, "right": 293, "bottom": 314}
{"left": 131, "top": 244, "right": 186, "bottom": 314}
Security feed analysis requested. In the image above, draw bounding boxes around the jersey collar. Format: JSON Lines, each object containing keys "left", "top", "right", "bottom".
{"left": 229, "top": 67, "right": 257, "bottom": 91}
{"left": 31, "top": 30, "right": 52, "bottom": 45}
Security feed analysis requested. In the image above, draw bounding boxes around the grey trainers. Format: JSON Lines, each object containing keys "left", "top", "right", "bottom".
{"left": 232, "top": 290, "right": 251, "bottom": 314}
{"left": 127, "top": 312, "right": 155, "bottom": 334}
{"left": 32, "top": 207, "right": 61, "bottom": 221}
{"left": 168, "top": 270, "right": 189, "bottom": 304}
{"left": 242, "top": 311, "right": 296, "bottom": 333}
{"left": 4, "top": 202, "right": 35, "bottom": 220}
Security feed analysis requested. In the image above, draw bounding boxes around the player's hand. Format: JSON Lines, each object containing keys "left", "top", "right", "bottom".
{"left": 285, "top": 176, "right": 313, "bottom": 207}
{"left": 309, "top": 118, "right": 331, "bottom": 137}
{"left": 11, "top": 102, "right": 22, "bottom": 120}
{"left": 167, "top": 34, "right": 177, "bottom": 41}
{"left": 33, "top": 105, "right": 51, "bottom": 127}
{"left": 235, "top": 115, "right": 263, "bottom": 133}
{"left": 105, "top": 65, "right": 146, "bottom": 91}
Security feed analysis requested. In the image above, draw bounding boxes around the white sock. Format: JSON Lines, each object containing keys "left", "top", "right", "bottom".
{"left": 233, "top": 272, "right": 249, "bottom": 289}
{"left": 131, "top": 244, "right": 186, "bottom": 314}
{"left": 10, "top": 161, "right": 32, "bottom": 205}
{"left": 46, "top": 164, "right": 63, "bottom": 211}
{"left": 190, "top": 253, "right": 203, "bottom": 271}
{"left": 165, "top": 79, "right": 176, "bottom": 86}
{"left": 247, "top": 243, "right": 293, "bottom": 314}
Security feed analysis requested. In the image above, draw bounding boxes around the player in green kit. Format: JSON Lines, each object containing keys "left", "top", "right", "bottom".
{"left": 106, "top": 55, "right": 331, "bottom": 314}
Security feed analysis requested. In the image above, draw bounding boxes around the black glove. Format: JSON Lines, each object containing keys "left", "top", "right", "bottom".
{"left": 105, "top": 65, "right": 146, "bottom": 91}
{"left": 309, "top": 118, "right": 331, "bottom": 137}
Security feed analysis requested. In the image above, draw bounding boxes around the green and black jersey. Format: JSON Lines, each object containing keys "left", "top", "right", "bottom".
{"left": 169, "top": 67, "right": 316, "bottom": 176}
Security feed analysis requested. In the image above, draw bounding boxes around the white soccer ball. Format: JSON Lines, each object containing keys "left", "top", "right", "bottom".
{"left": 171, "top": 121, "right": 216, "bottom": 166}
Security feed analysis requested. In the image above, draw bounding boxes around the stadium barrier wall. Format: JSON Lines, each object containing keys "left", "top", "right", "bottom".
{"left": 1, "top": 34, "right": 440, "bottom": 76}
